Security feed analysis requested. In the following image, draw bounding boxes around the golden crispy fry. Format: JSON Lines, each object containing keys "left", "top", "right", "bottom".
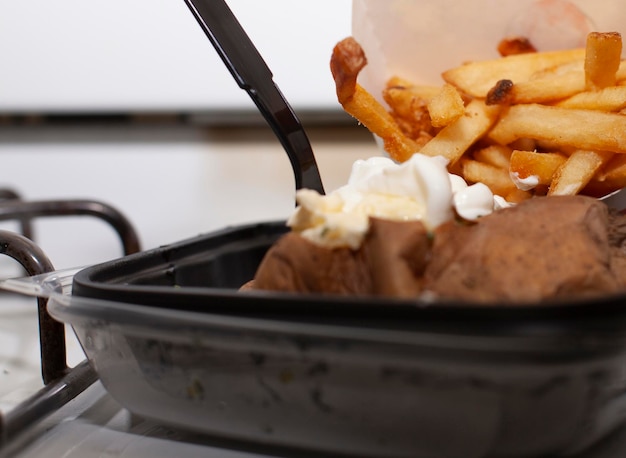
{"left": 583, "top": 180, "right": 625, "bottom": 198}
{"left": 529, "top": 59, "right": 583, "bottom": 80}
{"left": 486, "top": 79, "right": 514, "bottom": 105}
{"left": 598, "top": 153, "right": 626, "bottom": 182}
{"left": 382, "top": 85, "right": 434, "bottom": 140}
{"left": 418, "top": 99, "right": 501, "bottom": 164}
{"left": 473, "top": 146, "right": 534, "bottom": 202}
{"left": 548, "top": 150, "right": 614, "bottom": 196}
{"left": 461, "top": 159, "right": 517, "bottom": 196}
{"left": 330, "top": 37, "right": 364, "bottom": 104}
{"left": 509, "top": 70, "right": 585, "bottom": 104}
{"left": 488, "top": 104, "right": 626, "bottom": 153}
{"left": 330, "top": 37, "right": 419, "bottom": 162}
{"left": 557, "top": 85, "right": 626, "bottom": 111}
{"left": 385, "top": 76, "right": 414, "bottom": 88}
{"left": 351, "top": 87, "right": 420, "bottom": 162}
{"left": 427, "top": 84, "right": 465, "bottom": 127}
{"left": 486, "top": 70, "right": 586, "bottom": 105}
{"left": 504, "top": 188, "right": 534, "bottom": 203}
{"left": 584, "top": 154, "right": 626, "bottom": 196}
{"left": 617, "top": 61, "right": 626, "bottom": 82}
{"left": 383, "top": 86, "right": 428, "bottom": 119}
{"left": 394, "top": 116, "right": 434, "bottom": 147}
{"left": 585, "top": 32, "right": 622, "bottom": 90}
{"left": 473, "top": 144, "right": 513, "bottom": 169}
{"left": 405, "top": 85, "right": 443, "bottom": 101}
{"left": 509, "top": 150, "right": 567, "bottom": 186}
{"left": 509, "top": 138, "right": 537, "bottom": 152}
{"left": 497, "top": 37, "right": 537, "bottom": 57}
{"left": 442, "top": 48, "right": 585, "bottom": 98}
{"left": 486, "top": 60, "right": 588, "bottom": 105}
{"left": 385, "top": 77, "right": 442, "bottom": 100}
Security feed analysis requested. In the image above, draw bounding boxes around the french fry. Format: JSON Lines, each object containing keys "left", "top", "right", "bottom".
{"left": 393, "top": 119, "right": 433, "bottom": 144}
{"left": 330, "top": 37, "right": 420, "bottom": 162}
{"left": 382, "top": 86, "right": 433, "bottom": 140}
{"left": 382, "top": 81, "right": 441, "bottom": 144}
{"left": 504, "top": 188, "right": 534, "bottom": 203}
{"left": 385, "top": 77, "right": 442, "bottom": 101}
{"left": 509, "top": 70, "right": 585, "bottom": 104}
{"left": 473, "top": 144, "right": 513, "bottom": 169}
{"left": 383, "top": 86, "right": 429, "bottom": 119}
{"left": 473, "top": 146, "right": 535, "bottom": 202}
{"left": 509, "top": 137, "right": 537, "bottom": 152}
{"left": 386, "top": 76, "right": 415, "bottom": 88}
{"left": 548, "top": 150, "right": 614, "bottom": 195}
{"left": 461, "top": 159, "right": 517, "bottom": 196}
{"left": 582, "top": 180, "right": 625, "bottom": 198}
{"left": 442, "top": 48, "right": 585, "bottom": 98}
{"left": 418, "top": 99, "right": 501, "bottom": 164}
{"left": 497, "top": 37, "right": 537, "bottom": 57}
{"left": 427, "top": 84, "right": 465, "bottom": 127}
{"left": 509, "top": 150, "right": 567, "bottom": 186}
{"left": 617, "top": 60, "right": 626, "bottom": 82}
{"left": 585, "top": 154, "right": 626, "bottom": 196}
{"left": 383, "top": 78, "right": 442, "bottom": 136}
{"left": 557, "top": 85, "right": 626, "bottom": 111}
{"left": 529, "top": 59, "right": 583, "bottom": 80}
{"left": 485, "top": 79, "right": 515, "bottom": 105}
{"left": 598, "top": 153, "right": 626, "bottom": 182}
{"left": 585, "top": 32, "right": 622, "bottom": 90}
{"left": 346, "top": 86, "right": 420, "bottom": 162}
{"left": 487, "top": 60, "right": 587, "bottom": 105}
{"left": 488, "top": 104, "right": 626, "bottom": 153}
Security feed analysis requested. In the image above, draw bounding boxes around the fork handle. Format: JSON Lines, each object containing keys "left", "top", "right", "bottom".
{"left": 183, "top": 0, "right": 325, "bottom": 195}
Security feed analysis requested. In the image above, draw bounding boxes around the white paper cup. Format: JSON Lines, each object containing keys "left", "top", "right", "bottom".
{"left": 352, "top": 0, "right": 626, "bottom": 99}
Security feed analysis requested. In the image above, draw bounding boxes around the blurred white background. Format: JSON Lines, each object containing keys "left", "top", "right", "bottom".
{"left": 0, "top": 0, "right": 351, "bottom": 114}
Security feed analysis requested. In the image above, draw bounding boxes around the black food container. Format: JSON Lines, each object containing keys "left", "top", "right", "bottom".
{"left": 33, "top": 220, "right": 626, "bottom": 457}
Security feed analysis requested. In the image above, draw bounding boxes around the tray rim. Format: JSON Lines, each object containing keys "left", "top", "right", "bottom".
{"left": 67, "top": 220, "right": 626, "bottom": 335}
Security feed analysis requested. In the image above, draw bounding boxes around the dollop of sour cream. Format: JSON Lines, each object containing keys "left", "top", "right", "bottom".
{"left": 288, "top": 154, "right": 508, "bottom": 249}
{"left": 510, "top": 171, "right": 540, "bottom": 191}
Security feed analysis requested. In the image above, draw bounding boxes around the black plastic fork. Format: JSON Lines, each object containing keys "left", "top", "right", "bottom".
{"left": 183, "top": 0, "right": 325, "bottom": 195}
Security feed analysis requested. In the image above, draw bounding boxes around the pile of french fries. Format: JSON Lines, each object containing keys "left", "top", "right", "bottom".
{"left": 331, "top": 32, "right": 626, "bottom": 202}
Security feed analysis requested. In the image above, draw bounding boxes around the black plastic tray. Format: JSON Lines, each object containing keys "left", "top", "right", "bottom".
{"left": 62, "top": 220, "right": 626, "bottom": 457}
{"left": 72, "top": 220, "right": 626, "bottom": 333}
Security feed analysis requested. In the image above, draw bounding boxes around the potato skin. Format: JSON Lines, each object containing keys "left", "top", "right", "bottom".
{"left": 424, "top": 195, "right": 623, "bottom": 303}
{"left": 250, "top": 196, "right": 626, "bottom": 305}
{"left": 252, "top": 218, "right": 429, "bottom": 298}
